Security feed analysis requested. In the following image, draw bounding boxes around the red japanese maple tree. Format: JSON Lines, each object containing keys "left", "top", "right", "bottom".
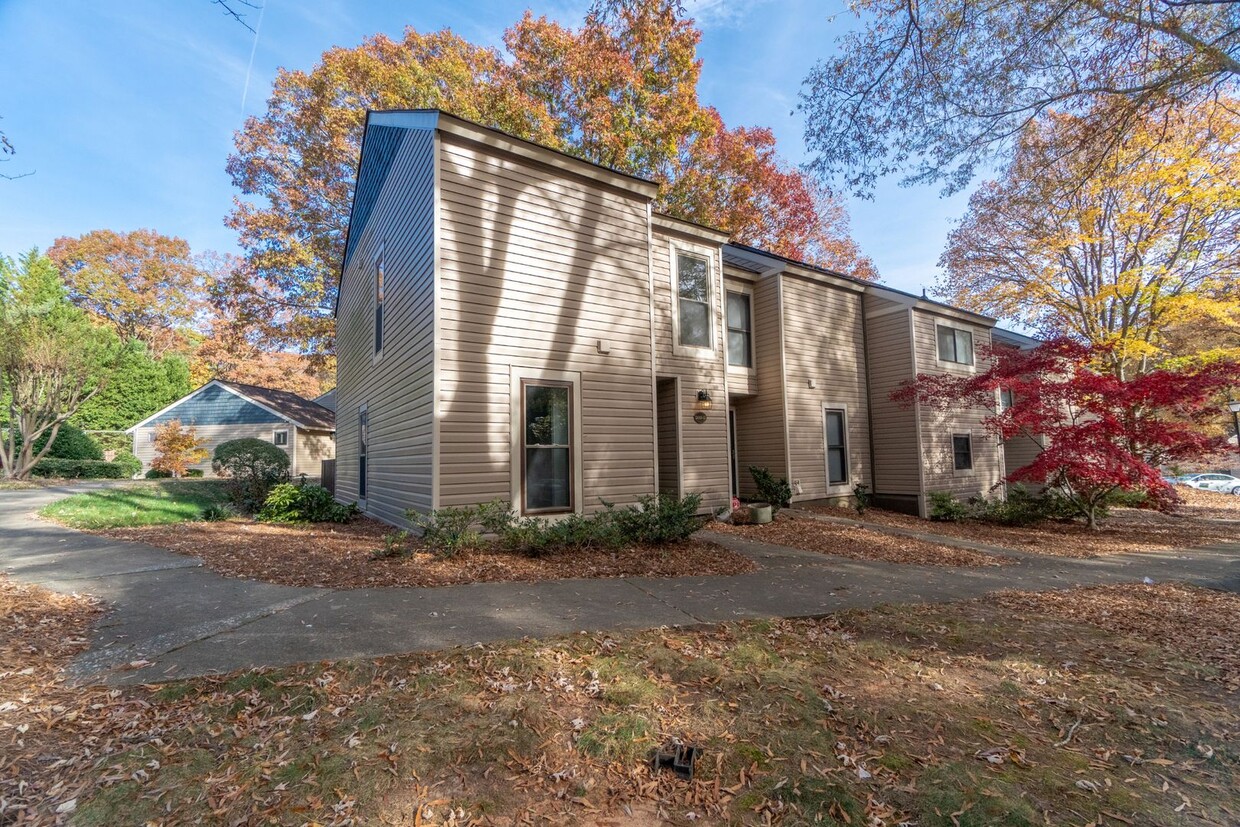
{"left": 893, "top": 339, "right": 1239, "bottom": 528}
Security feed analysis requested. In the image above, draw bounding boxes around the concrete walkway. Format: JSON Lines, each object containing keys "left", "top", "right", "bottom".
{"left": 3, "top": 483, "right": 1239, "bottom": 686}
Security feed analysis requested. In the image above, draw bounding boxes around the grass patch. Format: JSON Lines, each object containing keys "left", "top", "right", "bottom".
{"left": 9, "top": 578, "right": 1240, "bottom": 825}
{"left": 39, "top": 480, "right": 230, "bottom": 528}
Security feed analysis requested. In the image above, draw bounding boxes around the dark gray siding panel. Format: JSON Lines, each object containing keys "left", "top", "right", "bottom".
{"left": 151, "top": 384, "right": 283, "bottom": 426}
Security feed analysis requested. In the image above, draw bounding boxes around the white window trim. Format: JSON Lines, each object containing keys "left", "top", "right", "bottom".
{"left": 821, "top": 403, "right": 851, "bottom": 492}
{"left": 510, "top": 366, "right": 584, "bottom": 519}
{"left": 372, "top": 243, "right": 385, "bottom": 365}
{"left": 669, "top": 241, "right": 717, "bottom": 359}
{"left": 358, "top": 403, "right": 369, "bottom": 505}
{"left": 951, "top": 431, "right": 975, "bottom": 475}
{"left": 935, "top": 322, "right": 976, "bottom": 370}
{"left": 725, "top": 286, "right": 756, "bottom": 373}
{"left": 273, "top": 428, "right": 290, "bottom": 447}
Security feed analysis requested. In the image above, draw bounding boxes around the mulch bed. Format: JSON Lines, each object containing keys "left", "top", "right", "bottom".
{"left": 99, "top": 518, "right": 755, "bottom": 589}
{"left": 835, "top": 493, "right": 1240, "bottom": 558}
{"left": 704, "top": 511, "right": 1007, "bottom": 567}
{"left": 991, "top": 583, "right": 1240, "bottom": 692}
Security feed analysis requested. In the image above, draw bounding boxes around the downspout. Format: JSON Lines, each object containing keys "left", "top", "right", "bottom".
{"left": 646, "top": 203, "right": 659, "bottom": 497}
{"left": 860, "top": 298, "right": 878, "bottom": 501}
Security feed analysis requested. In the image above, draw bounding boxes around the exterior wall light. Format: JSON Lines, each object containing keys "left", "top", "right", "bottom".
{"left": 697, "top": 390, "right": 713, "bottom": 410}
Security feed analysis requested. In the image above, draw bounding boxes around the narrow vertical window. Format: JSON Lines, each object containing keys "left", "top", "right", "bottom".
{"left": 358, "top": 409, "right": 369, "bottom": 499}
{"left": 522, "top": 381, "right": 572, "bottom": 514}
{"left": 999, "top": 388, "right": 1014, "bottom": 411}
{"left": 374, "top": 252, "right": 384, "bottom": 356}
{"left": 824, "top": 409, "right": 849, "bottom": 486}
{"left": 273, "top": 429, "right": 289, "bottom": 446}
{"left": 952, "top": 433, "right": 973, "bottom": 471}
{"left": 676, "top": 253, "right": 711, "bottom": 348}
{"left": 726, "top": 291, "right": 753, "bottom": 367}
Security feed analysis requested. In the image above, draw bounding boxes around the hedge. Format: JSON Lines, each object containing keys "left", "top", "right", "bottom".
{"left": 31, "top": 458, "right": 127, "bottom": 479}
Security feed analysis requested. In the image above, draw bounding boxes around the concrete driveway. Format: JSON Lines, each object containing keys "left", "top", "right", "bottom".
{"left": 3, "top": 483, "right": 1239, "bottom": 686}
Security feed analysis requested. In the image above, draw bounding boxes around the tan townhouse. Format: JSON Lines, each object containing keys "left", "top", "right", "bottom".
{"left": 333, "top": 110, "right": 1017, "bottom": 526}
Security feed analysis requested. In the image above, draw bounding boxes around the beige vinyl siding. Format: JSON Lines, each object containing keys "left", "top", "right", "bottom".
{"left": 294, "top": 429, "right": 335, "bottom": 480}
{"left": 912, "top": 309, "right": 1002, "bottom": 500}
{"left": 656, "top": 379, "right": 680, "bottom": 495}
{"left": 781, "top": 274, "right": 869, "bottom": 503}
{"left": 334, "top": 127, "right": 437, "bottom": 525}
{"left": 651, "top": 227, "right": 730, "bottom": 512}
{"left": 131, "top": 423, "right": 292, "bottom": 477}
{"left": 731, "top": 273, "right": 788, "bottom": 498}
{"left": 435, "top": 131, "right": 656, "bottom": 514}
{"left": 863, "top": 295, "right": 921, "bottom": 498}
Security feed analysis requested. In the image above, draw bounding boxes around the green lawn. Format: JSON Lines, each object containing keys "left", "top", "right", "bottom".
{"left": 39, "top": 480, "right": 231, "bottom": 529}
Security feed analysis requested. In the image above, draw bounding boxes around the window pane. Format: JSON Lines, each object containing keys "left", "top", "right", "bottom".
{"left": 726, "top": 292, "right": 750, "bottom": 331}
{"left": 953, "top": 435, "right": 972, "bottom": 470}
{"left": 937, "top": 327, "right": 955, "bottom": 361}
{"left": 825, "top": 411, "right": 844, "bottom": 445}
{"left": 828, "top": 447, "right": 846, "bottom": 485}
{"left": 677, "top": 254, "right": 708, "bottom": 302}
{"left": 955, "top": 329, "right": 973, "bottom": 364}
{"left": 526, "top": 447, "right": 570, "bottom": 510}
{"left": 679, "top": 299, "right": 710, "bottom": 347}
{"left": 525, "top": 385, "right": 570, "bottom": 445}
{"left": 728, "top": 331, "right": 751, "bottom": 367}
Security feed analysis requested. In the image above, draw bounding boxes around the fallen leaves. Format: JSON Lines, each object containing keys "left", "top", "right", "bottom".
{"left": 98, "top": 518, "right": 756, "bottom": 588}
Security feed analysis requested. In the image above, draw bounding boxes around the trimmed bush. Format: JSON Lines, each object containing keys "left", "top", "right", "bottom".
{"left": 145, "top": 468, "right": 173, "bottom": 479}
{"left": 610, "top": 492, "right": 704, "bottom": 544}
{"left": 258, "top": 482, "right": 357, "bottom": 524}
{"left": 31, "top": 458, "right": 126, "bottom": 479}
{"left": 928, "top": 491, "right": 970, "bottom": 521}
{"left": 749, "top": 466, "right": 792, "bottom": 514}
{"left": 213, "top": 438, "right": 290, "bottom": 512}
{"left": 185, "top": 468, "right": 204, "bottom": 478}
{"left": 17, "top": 423, "right": 105, "bottom": 462}
{"left": 113, "top": 450, "right": 142, "bottom": 479}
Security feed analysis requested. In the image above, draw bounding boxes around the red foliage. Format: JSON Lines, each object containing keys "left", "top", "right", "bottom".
{"left": 893, "top": 339, "right": 1239, "bottom": 525}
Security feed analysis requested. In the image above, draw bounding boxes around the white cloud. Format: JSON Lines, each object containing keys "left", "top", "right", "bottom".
{"left": 683, "top": 0, "right": 774, "bottom": 28}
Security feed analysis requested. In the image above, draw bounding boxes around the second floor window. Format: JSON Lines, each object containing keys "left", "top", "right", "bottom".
{"left": 726, "top": 292, "right": 753, "bottom": 367}
{"left": 374, "top": 252, "right": 385, "bottom": 356}
{"left": 937, "top": 324, "right": 974, "bottom": 365}
{"left": 676, "top": 252, "right": 711, "bottom": 349}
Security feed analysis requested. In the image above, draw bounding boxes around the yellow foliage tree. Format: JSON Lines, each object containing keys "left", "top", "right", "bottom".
{"left": 150, "top": 419, "right": 208, "bottom": 478}
{"left": 940, "top": 101, "right": 1240, "bottom": 378}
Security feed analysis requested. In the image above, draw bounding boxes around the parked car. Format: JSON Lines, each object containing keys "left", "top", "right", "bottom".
{"left": 1179, "top": 473, "right": 1240, "bottom": 494}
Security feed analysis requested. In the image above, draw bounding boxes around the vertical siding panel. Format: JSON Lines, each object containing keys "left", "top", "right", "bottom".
{"left": 335, "top": 128, "right": 437, "bottom": 524}
{"left": 780, "top": 275, "right": 869, "bottom": 503}
{"left": 435, "top": 133, "right": 657, "bottom": 514}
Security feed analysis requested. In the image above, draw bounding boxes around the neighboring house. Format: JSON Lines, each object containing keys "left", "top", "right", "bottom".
{"left": 334, "top": 110, "right": 1016, "bottom": 524}
{"left": 127, "top": 380, "right": 336, "bottom": 478}
{"left": 314, "top": 388, "right": 337, "bottom": 412}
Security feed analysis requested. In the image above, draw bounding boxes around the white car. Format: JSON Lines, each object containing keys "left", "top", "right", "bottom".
{"left": 1181, "top": 473, "right": 1240, "bottom": 494}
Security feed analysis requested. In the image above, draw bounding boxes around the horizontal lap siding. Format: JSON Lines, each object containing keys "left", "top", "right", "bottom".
{"left": 732, "top": 274, "right": 787, "bottom": 498}
{"left": 912, "top": 310, "right": 1002, "bottom": 500}
{"left": 294, "top": 429, "right": 335, "bottom": 479}
{"left": 132, "top": 423, "right": 291, "bottom": 477}
{"left": 437, "top": 134, "right": 655, "bottom": 512}
{"left": 781, "top": 276, "right": 869, "bottom": 502}
{"left": 335, "top": 127, "right": 437, "bottom": 525}
{"left": 863, "top": 297, "right": 920, "bottom": 496}
{"left": 652, "top": 229, "right": 730, "bottom": 512}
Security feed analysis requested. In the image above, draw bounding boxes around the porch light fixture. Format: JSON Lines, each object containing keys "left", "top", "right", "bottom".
{"left": 697, "top": 389, "right": 713, "bottom": 410}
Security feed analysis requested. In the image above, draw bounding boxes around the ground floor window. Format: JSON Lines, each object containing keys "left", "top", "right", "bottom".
{"left": 522, "top": 380, "right": 573, "bottom": 514}
{"left": 952, "top": 433, "right": 973, "bottom": 471}
{"left": 824, "top": 408, "right": 848, "bottom": 486}
{"left": 273, "top": 429, "right": 289, "bottom": 446}
{"left": 358, "top": 409, "right": 369, "bottom": 499}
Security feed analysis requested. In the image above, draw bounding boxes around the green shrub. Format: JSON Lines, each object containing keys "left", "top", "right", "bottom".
{"left": 185, "top": 468, "right": 204, "bottom": 478}
{"left": 145, "top": 468, "right": 173, "bottom": 479}
{"left": 112, "top": 450, "right": 142, "bottom": 479}
{"left": 749, "top": 466, "right": 792, "bottom": 513}
{"left": 30, "top": 458, "right": 126, "bottom": 479}
{"left": 17, "top": 423, "right": 104, "bottom": 462}
{"left": 407, "top": 506, "right": 482, "bottom": 558}
{"left": 610, "top": 492, "right": 704, "bottom": 544}
{"left": 87, "top": 430, "right": 134, "bottom": 454}
{"left": 928, "top": 491, "right": 970, "bottom": 521}
{"left": 200, "top": 504, "right": 231, "bottom": 522}
{"left": 852, "top": 483, "right": 872, "bottom": 515}
{"left": 257, "top": 482, "right": 357, "bottom": 524}
{"left": 372, "top": 530, "right": 412, "bottom": 560}
{"left": 212, "top": 438, "right": 290, "bottom": 512}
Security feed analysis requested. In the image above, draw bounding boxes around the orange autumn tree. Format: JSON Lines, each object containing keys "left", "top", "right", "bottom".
{"left": 150, "top": 419, "right": 208, "bottom": 478}
{"left": 227, "top": 0, "right": 874, "bottom": 355}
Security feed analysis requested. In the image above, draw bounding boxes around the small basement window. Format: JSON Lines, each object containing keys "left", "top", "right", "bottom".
{"left": 952, "top": 433, "right": 973, "bottom": 471}
{"left": 273, "top": 429, "right": 289, "bottom": 446}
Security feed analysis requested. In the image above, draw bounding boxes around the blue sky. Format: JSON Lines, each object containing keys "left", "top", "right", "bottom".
{"left": 0, "top": 0, "right": 973, "bottom": 296}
